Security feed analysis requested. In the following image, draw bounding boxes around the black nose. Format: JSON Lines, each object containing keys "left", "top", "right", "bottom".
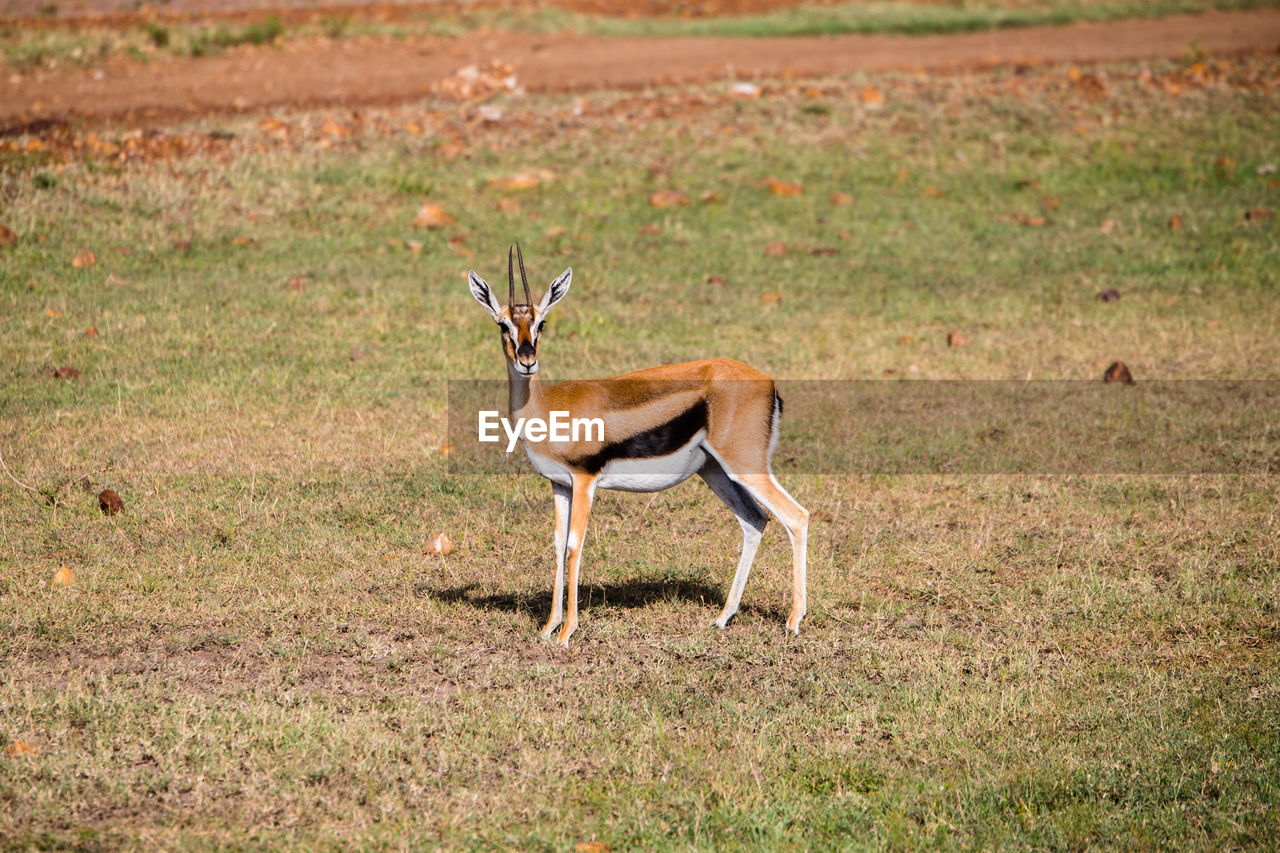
{"left": 516, "top": 342, "right": 536, "bottom": 360}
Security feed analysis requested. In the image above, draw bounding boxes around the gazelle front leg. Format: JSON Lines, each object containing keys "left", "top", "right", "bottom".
{"left": 540, "top": 481, "right": 573, "bottom": 639}
{"left": 557, "top": 473, "right": 598, "bottom": 647}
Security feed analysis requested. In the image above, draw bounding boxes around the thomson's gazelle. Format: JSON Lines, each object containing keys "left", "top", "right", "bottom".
{"left": 469, "top": 244, "right": 808, "bottom": 646}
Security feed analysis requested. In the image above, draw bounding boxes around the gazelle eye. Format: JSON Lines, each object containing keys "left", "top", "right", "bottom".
{"left": 536, "top": 321, "right": 546, "bottom": 335}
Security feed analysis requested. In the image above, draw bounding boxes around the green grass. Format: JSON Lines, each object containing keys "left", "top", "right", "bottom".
{"left": 0, "top": 15, "right": 285, "bottom": 69}
{"left": 542, "top": 0, "right": 1280, "bottom": 37}
{"left": 188, "top": 15, "right": 285, "bottom": 57}
{"left": 1, "top": 58, "right": 1278, "bottom": 848}
{"left": 4, "top": 0, "right": 1279, "bottom": 69}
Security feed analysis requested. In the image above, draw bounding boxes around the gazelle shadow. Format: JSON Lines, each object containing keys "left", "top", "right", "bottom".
{"left": 417, "top": 578, "right": 778, "bottom": 626}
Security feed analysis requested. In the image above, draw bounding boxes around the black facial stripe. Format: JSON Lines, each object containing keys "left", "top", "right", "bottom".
{"left": 570, "top": 400, "right": 708, "bottom": 475}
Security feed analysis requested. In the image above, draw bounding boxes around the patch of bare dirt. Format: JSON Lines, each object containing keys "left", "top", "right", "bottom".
{"left": 6, "top": 53, "right": 1276, "bottom": 168}
{"left": 5, "top": 9, "right": 1278, "bottom": 133}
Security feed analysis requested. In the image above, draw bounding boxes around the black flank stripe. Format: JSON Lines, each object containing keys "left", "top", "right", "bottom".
{"left": 572, "top": 400, "right": 708, "bottom": 475}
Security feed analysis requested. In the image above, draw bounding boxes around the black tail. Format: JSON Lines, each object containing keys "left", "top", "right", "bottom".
{"left": 765, "top": 388, "right": 784, "bottom": 440}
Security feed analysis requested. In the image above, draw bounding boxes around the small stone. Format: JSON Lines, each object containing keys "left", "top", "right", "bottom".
{"left": 1103, "top": 361, "right": 1134, "bottom": 384}
{"left": 98, "top": 489, "right": 124, "bottom": 515}
{"left": 425, "top": 533, "right": 455, "bottom": 556}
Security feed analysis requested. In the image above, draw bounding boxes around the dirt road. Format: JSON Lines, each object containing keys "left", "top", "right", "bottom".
{"left": 5, "top": 8, "right": 1280, "bottom": 131}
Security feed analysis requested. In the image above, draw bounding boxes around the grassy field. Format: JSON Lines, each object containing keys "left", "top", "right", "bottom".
{"left": 5, "top": 0, "right": 1280, "bottom": 69}
{"left": 543, "top": 0, "right": 1280, "bottom": 37}
{"left": 2, "top": 56, "right": 1279, "bottom": 848}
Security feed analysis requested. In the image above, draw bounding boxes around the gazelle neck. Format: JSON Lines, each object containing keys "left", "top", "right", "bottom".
{"left": 507, "top": 361, "right": 544, "bottom": 419}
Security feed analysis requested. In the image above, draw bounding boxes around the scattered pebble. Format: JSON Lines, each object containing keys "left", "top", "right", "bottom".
{"left": 98, "top": 489, "right": 124, "bottom": 515}
{"left": 5, "top": 740, "right": 39, "bottom": 756}
{"left": 425, "top": 533, "right": 455, "bottom": 556}
{"left": 1103, "top": 361, "right": 1134, "bottom": 384}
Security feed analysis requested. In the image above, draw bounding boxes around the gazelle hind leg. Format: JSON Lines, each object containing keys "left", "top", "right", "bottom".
{"left": 698, "top": 459, "right": 768, "bottom": 629}
{"left": 733, "top": 471, "right": 809, "bottom": 635}
{"left": 540, "top": 481, "right": 572, "bottom": 639}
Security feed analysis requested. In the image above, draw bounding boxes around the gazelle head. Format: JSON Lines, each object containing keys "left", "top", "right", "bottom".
{"left": 468, "top": 242, "right": 572, "bottom": 377}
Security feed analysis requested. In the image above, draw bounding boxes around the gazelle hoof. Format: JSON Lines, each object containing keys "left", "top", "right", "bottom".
{"left": 786, "top": 604, "right": 806, "bottom": 635}
{"left": 713, "top": 615, "right": 731, "bottom": 630}
{"left": 554, "top": 624, "right": 576, "bottom": 647}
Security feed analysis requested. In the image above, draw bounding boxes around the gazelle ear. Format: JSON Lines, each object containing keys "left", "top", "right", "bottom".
{"left": 468, "top": 270, "right": 502, "bottom": 322}
{"left": 537, "top": 268, "right": 572, "bottom": 316}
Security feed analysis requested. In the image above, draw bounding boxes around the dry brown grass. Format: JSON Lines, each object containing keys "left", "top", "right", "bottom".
{"left": 2, "top": 54, "right": 1278, "bottom": 849}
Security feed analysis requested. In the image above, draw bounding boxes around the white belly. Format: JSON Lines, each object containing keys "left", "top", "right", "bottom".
{"left": 523, "top": 436, "right": 707, "bottom": 493}
{"left": 596, "top": 436, "right": 707, "bottom": 493}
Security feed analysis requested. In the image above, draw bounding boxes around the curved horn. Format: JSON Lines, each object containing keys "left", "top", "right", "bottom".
{"left": 516, "top": 240, "right": 532, "bottom": 305}
{"left": 507, "top": 244, "right": 515, "bottom": 306}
